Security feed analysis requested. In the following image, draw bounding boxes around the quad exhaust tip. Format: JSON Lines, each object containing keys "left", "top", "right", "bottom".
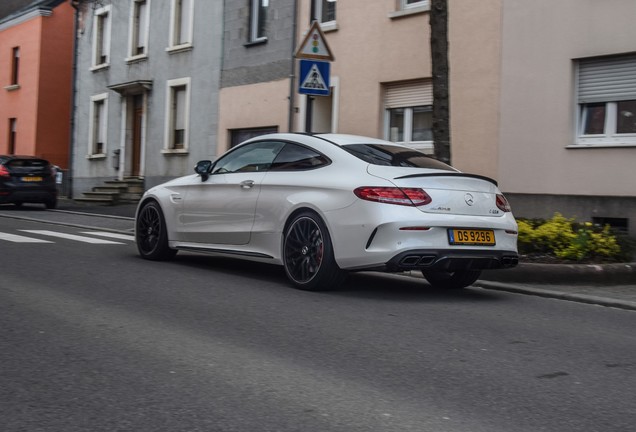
{"left": 400, "top": 255, "right": 437, "bottom": 267}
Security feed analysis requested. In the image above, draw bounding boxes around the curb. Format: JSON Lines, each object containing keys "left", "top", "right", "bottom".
{"left": 475, "top": 280, "right": 636, "bottom": 312}
{"left": 480, "top": 262, "right": 636, "bottom": 285}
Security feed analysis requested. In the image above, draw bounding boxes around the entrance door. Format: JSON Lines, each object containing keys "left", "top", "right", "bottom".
{"left": 131, "top": 95, "right": 143, "bottom": 177}
{"left": 311, "top": 92, "right": 333, "bottom": 133}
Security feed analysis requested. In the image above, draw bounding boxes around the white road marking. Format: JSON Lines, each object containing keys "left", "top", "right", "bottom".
{"left": 20, "top": 230, "right": 124, "bottom": 244}
{"left": 80, "top": 231, "right": 135, "bottom": 241}
{"left": 0, "top": 232, "right": 53, "bottom": 243}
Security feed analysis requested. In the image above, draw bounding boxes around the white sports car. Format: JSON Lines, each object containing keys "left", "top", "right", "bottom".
{"left": 135, "top": 133, "right": 518, "bottom": 291}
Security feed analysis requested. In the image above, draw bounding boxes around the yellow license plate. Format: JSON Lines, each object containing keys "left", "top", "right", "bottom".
{"left": 22, "top": 176, "right": 42, "bottom": 182}
{"left": 448, "top": 229, "right": 495, "bottom": 246}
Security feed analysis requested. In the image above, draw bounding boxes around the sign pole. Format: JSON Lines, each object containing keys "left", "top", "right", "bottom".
{"left": 305, "top": 96, "right": 313, "bottom": 133}
{"left": 295, "top": 21, "right": 334, "bottom": 134}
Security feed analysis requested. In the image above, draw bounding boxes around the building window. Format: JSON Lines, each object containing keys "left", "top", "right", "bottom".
{"left": 169, "top": 0, "right": 194, "bottom": 49}
{"left": 249, "top": 0, "right": 268, "bottom": 42}
{"left": 576, "top": 54, "right": 636, "bottom": 147}
{"left": 164, "top": 78, "right": 191, "bottom": 152}
{"left": 92, "top": 6, "right": 111, "bottom": 68}
{"left": 88, "top": 94, "right": 108, "bottom": 156}
{"left": 401, "top": 0, "right": 429, "bottom": 10}
{"left": 313, "top": 0, "right": 336, "bottom": 24}
{"left": 387, "top": 106, "right": 433, "bottom": 146}
{"left": 8, "top": 118, "right": 17, "bottom": 154}
{"left": 129, "top": 0, "right": 149, "bottom": 58}
{"left": 384, "top": 80, "right": 433, "bottom": 151}
{"left": 11, "top": 47, "right": 20, "bottom": 85}
{"left": 230, "top": 126, "right": 278, "bottom": 147}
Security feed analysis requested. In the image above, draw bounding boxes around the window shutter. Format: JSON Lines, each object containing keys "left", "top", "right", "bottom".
{"left": 578, "top": 54, "right": 636, "bottom": 103}
{"left": 385, "top": 80, "right": 433, "bottom": 108}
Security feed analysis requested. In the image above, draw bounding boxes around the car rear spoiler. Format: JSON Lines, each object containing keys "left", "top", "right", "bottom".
{"left": 394, "top": 172, "right": 498, "bottom": 187}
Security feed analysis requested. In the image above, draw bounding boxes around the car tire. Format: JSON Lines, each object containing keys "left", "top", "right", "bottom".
{"left": 136, "top": 200, "right": 178, "bottom": 261}
{"left": 421, "top": 269, "right": 481, "bottom": 289}
{"left": 283, "top": 211, "right": 346, "bottom": 291}
{"left": 45, "top": 197, "right": 57, "bottom": 209}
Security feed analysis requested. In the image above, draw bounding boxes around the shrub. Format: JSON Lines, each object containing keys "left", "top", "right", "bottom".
{"left": 517, "top": 213, "right": 624, "bottom": 262}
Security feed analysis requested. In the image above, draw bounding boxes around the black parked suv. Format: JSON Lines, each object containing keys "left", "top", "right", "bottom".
{"left": 0, "top": 155, "right": 57, "bottom": 209}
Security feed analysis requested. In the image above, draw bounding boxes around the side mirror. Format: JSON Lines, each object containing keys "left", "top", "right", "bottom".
{"left": 194, "top": 160, "right": 212, "bottom": 181}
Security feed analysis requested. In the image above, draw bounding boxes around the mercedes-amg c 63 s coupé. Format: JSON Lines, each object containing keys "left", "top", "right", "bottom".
{"left": 135, "top": 133, "right": 518, "bottom": 291}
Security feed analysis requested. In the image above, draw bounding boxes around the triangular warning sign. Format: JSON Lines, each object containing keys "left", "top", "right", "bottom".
{"left": 295, "top": 21, "right": 335, "bottom": 61}
{"left": 300, "top": 63, "right": 328, "bottom": 91}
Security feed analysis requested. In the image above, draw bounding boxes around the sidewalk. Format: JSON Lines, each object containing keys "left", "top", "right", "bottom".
{"left": 1, "top": 200, "right": 635, "bottom": 311}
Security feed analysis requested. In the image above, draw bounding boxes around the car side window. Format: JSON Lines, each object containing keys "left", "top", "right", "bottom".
{"left": 270, "top": 143, "right": 330, "bottom": 171}
{"left": 212, "top": 141, "right": 285, "bottom": 174}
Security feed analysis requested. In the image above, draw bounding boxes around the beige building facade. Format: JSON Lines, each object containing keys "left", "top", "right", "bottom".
{"left": 495, "top": 0, "right": 636, "bottom": 235}
{"left": 218, "top": 0, "right": 636, "bottom": 235}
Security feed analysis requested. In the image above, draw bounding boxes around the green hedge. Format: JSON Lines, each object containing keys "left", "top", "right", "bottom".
{"left": 517, "top": 213, "right": 633, "bottom": 262}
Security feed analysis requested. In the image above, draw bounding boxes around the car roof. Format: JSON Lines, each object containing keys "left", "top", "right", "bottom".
{"left": 242, "top": 132, "right": 408, "bottom": 148}
{"left": 313, "top": 133, "right": 399, "bottom": 147}
{"left": 0, "top": 155, "right": 47, "bottom": 160}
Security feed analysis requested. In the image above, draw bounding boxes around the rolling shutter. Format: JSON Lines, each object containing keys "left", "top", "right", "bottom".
{"left": 385, "top": 80, "right": 433, "bottom": 108}
{"left": 578, "top": 54, "right": 636, "bottom": 103}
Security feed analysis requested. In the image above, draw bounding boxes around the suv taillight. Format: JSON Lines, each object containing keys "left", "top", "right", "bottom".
{"left": 496, "top": 194, "right": 512, "bottom": 212}
{"left": 0, "top": 165, "right": 9, "bottom": 178}
{"left": 354, "top": 187, "right": 432, "bottom": 207}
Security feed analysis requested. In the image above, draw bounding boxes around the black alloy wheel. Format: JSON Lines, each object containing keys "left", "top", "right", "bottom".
{"left": 283, "top": 212, "right": 345, "bottom": 291}
{"left": 136, "top": 201, "right": 177, "bottom": 260}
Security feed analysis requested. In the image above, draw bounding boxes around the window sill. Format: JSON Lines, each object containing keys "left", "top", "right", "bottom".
{"left": 166, "top": 44, "right": 193, "bottom": 54}
{"left": 86, "top": 153, "right": 107, "bottom": 160}
{"left": 126, "top": 54, "right": 148, "bottom": 64}
{"left": 161, "top": 149, "right": 189, "bottom": 155}
{"left": 90, "top": 63, "right": 110, "bottom": 72}
{"left": 319, "top": 21, "right": 338, "bottom": 32}
{"left": 244, "top": 38, "right": 268, "bottom": 47}
{"left": 388, "top": 5, "right": 430, "bottom": 20}
{"left": 568, "top": 143, "right": 636, "bottom": 149}
{"left": 3, "top": 84, "right": 20, "bottom": 91}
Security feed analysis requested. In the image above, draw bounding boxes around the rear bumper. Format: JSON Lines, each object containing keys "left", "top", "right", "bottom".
{"left": 386, "top": 249, "right": 519, "bottom": 272}
{"left": 0, "top": 187, "right": 57, "bottom": 204}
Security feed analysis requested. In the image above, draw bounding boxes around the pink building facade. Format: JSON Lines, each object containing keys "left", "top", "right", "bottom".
{"left": 0, "top": 0, "right": 74, "bottom": 168}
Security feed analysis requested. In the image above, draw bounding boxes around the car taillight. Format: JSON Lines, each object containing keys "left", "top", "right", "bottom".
{"left": 496, "top": 194, "right": 512, "bottom": 212}
{"left": 0, "top": 165, "right": 9, "bottom": 178}
{"left": 354, "top": 187, "right": 432, "bottom": 206}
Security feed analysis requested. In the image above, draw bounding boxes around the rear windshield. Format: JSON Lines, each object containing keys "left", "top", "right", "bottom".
{"left": 342, "top": 144, "right": 457, "bottom": 171}
{"left": 7, "top": 159, "right": 49, "bottom": 168}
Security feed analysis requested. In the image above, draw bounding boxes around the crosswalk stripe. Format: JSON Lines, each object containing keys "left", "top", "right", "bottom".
{"left": 0, "top": 232, "right": 53, "bottom": 243}
{"left": 20, "top": 230, "right": 124, "bottom": 244}
{"left": 81, "top": 231, "right": 136, "bottom": 241}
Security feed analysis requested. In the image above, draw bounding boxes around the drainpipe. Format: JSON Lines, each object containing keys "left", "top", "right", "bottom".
{"left": 68, "top": 0, "right": 81, "bottom": 199}
{"left": 288, "top": 0, "right": 298, "bottom": 132}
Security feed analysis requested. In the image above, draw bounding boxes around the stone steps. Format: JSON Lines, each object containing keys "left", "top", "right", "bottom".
{"left": 75, "top": 178, "right": 144, "bottom": 205}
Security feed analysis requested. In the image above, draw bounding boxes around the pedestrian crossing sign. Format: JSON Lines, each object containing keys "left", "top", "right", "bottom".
{"left": 298, "top": 60, "right": 330, "bottom": 96}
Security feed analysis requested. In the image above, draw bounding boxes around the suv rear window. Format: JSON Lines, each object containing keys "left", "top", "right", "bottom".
{"left": 7, "top": 159, "right": 49, "bottom": 168}
{"left": 342, "top": 144, "right": 456, "bottom": 171}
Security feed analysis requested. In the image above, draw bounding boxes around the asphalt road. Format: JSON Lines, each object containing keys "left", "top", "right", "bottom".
{"left": 1, "top": 216, "right": 635, "bottom": 432}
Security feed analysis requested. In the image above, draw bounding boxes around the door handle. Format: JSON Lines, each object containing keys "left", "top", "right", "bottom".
{"left": 240, "top": 180, "right": 255, "bottom": 189}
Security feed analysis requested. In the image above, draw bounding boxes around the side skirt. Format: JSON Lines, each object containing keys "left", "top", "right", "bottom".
{"left": 175, "top": 245, "right": 275, "bottom": 260}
